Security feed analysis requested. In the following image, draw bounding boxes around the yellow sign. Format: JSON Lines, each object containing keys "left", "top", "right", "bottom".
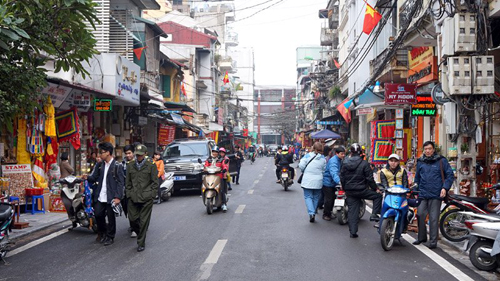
{"left": 408, "top": 47, "right": 434, "bottom": 69}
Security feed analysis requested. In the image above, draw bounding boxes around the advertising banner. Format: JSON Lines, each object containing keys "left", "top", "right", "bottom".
{"left": 384, "top": 83, "right": 417, "bottom": 105}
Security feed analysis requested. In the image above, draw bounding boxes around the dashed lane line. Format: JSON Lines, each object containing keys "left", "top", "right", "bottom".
{"left": 248, "top": 190, "right": 254, "bottom": 194}
{"left": 235, "top": 205, "right": 246, "bottom": 214}
{"left": 196, "top": 239, "right": 228, "bottom": 280}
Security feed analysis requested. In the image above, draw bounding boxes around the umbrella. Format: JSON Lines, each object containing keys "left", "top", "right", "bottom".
{"left": 310, "top": 129, "right": 341, "bottom": 139}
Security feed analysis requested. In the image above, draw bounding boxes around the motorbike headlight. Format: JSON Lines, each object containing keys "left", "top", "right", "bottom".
{"left": 194, "top": 163, "right": 204, "bottom": 171}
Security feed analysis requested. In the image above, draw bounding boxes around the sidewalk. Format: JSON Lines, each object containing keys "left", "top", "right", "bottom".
{"left": 10, "top": 212, "right": 68, "bottom": 241}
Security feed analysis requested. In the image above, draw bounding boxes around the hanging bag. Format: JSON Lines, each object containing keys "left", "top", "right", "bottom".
{"left": 297, "top": 153, "right": 318, "bottom": 184}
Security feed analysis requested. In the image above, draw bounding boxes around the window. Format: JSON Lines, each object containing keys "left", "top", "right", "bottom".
{"left": 163, "top": 143, "right": 208, "bottom": 159}
{"left": 162, "top": 75, "right": 171, "bottom": 98}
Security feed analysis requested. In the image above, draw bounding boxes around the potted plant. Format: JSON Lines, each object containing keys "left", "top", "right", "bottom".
{"left": 460, "top": 142, "right": 469, "bottom": 155}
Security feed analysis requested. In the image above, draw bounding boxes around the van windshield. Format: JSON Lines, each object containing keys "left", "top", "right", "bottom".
{"left": 163, "top": 143, "right": 208, "bottom": 159}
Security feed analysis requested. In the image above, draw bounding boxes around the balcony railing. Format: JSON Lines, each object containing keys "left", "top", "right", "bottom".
{"left": 328, "top": 6, "right": 339, "bottom": 29}
{"left": 321, "top": 28, "right": 334, "bottom": 46}
{"left": 219, "top": 56, "right": 236, "bottom": 72}
{"left": 226, "top": 32, "right": 239, "bottom": 47}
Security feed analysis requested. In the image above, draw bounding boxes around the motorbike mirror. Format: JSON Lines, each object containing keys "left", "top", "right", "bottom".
{"left": 198, "top": 158, "right": 202, "bottom": 164}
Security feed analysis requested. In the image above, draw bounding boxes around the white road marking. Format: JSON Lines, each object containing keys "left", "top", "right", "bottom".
{"left": 248, "top": 190, "right": 254, "bottom": 194}
{"left": 9, "top": 229, "right": 67, "bottom": 256}
{"left": 365, "top": 206, "right": 473, "bottom": 281}
{"left": 204, "top": 239, "right": 228, "bottom": 264}
{"left": 235, "top": 205, "right": 246, "bottom": 214}
{"left": 254, "top": 179, "right": 259, "bottom": 184}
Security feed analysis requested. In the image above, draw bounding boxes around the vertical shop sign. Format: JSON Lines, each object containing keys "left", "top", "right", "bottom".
{"left": 158, "top": 124, "right": 176, "bottom": 146}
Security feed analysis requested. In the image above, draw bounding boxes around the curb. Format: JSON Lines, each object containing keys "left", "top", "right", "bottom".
{"left": 10, "top": 216, "right": 69, "bottom": 242}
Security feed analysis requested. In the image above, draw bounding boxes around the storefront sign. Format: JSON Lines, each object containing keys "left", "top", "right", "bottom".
{"left": 315, "top": 121, "right": 343, "bottom": 125}
{"left": 94, "top": 99, "right": 112, "bottom": 111}
{"left": 101, "top": 54, "right": 140, "bottom": 106}
{"left": 2, "top": 164, "right": 34, "bottom": 203}
{"left": 408, "top": 47, "right": 438, "bottom": 84}
{"left": 61, "top": 90, "right": 92, "bottom": 112}
{"left": 384, "top": 83, "right": 417, "bottom": 105}
{"left": 41, "top": 82, "right": 72, "bottom": 108}
{"left": 411, "top": 94, "right": 436, "bottom": 116}
{"left": 158, "top": 124, "right": 176, "bottom": 146}
{"left": 356, "top": 108, "right": 375, "bottom": 116}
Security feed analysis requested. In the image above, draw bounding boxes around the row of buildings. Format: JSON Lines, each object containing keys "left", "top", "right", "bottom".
{"left": 296, "top": 0, "right": 500, "bottom": 197}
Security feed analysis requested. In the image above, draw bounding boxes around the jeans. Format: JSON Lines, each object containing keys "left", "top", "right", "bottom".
{"left": 346, "top": 189, "right": 382, "bottom": 235}
{"left": 322, "top": 186, "right": 337, "bottom": 217}
{"left": 417, "top": 198, "right": 441, "bottom": 245}
{"left": 303, "top": 188, "right": 322, "bottom": 215}
{"left": 94, "top": 201, "right": 116, "bottom": 239}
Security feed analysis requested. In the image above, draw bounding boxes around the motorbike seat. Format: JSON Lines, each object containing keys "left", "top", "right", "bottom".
{"left": 450, "top": 194, "right": 490, "bottom": 205}
{"left": 0, "top": 203, "right": 12, "bottom": 222}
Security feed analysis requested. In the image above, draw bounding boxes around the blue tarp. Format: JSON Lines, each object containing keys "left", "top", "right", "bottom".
{"left": 310, "top": 129, "right": 341, "bottom": 139}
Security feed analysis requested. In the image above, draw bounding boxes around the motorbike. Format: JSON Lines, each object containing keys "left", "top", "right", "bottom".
{"left": 59, "top": 176, "right": 97, "bottom": 232}
{"left": 280, "top": 167, "right": 293, "bottom": 191}
{"left": 440, "top": 183, "right": 500, "bottom": 242}
{"left": 334, "top": 187, "right": 366, "bottom": 225}
{"left": 464, "top": 212, "right": 500, "bottom": 271}
{"left": 250, "top": 152, "right": 256, "bottom": 164}
{"left": 0, "top": 201, "right": 14, "bottom": 265}
{"left": 379, "top": 185, "right": 419, "bottom": 251}
{"left": 160, "top": 172, "right": 174, "bottom": 201}
{"left": 199, "top": 159, "right": 227, "bottom": 214}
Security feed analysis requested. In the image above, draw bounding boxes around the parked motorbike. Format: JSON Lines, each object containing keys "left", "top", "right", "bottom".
{"left": 334, "top": 187, "right": 366, "bottom": 225}
{"left": 379, "top": 185, "right": 419, "bottom": 251}
{"left": 160, "top": 172, "right": 174, "bottom": 201}
{"left": 199, "top": 159, "right": 227, "bottom": 214}
{"left": 464, "top": 212, "right": 500, "bottom": 271}
{"left": 280, "top": 167, "right": 293, "bottom": 191}
{"left": 440, "top": 184, "right": 500, "bottom": 242}
{"left": 0, "top": 201, "right": 14, "bottom": 265}
{"left": 59, "top": 176, "right": 97, "bottom": 232}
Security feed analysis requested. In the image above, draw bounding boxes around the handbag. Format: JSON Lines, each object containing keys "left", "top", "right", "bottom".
{"left": 297, "top": 153, "right": 318, "bottom": 184}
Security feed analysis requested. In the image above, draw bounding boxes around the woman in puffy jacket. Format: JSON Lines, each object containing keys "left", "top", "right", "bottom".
{"left": 299, "top": 142, "right": 326, "bottom": 223}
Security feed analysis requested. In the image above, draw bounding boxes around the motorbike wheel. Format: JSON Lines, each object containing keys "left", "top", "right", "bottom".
{"left": 206, "top": 198, "right": 213, "bottom": 215}
{"left": 380, "top": 217, "right": 396, "bottom": 251}
{"left": 161, "top": 191, "right": 171, "bottom": 202}
{"left": 469, "top": 240, "right": 498, "bottom": 271}
{"left": 359, "top": 200, "right": 366, "bottom": 219}
{"left": 284, "top": 183, "right": 288, "bottom": 191}
{"left": 440, "top": 208, "right": 469, "bottom": 242}
{"left": 337, "top": 207, "right": 348, "bottom": 225}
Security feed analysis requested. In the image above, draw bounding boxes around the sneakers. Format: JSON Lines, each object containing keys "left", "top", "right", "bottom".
{"left": 276, "top": 180, "right": 280, "bottom": 183}
{"left": 104, "top": 238, "right": 114, "bottom": 246}
{"left": 350, "top": 233, "right": 359, "bottom": 238}
{"left": 222, "top": 204, "right": 228, "bottom": 212}
{"left": 309, "top": 215, "right": 315, "bottom": 223}
{"left": 131, "top": 231, "right": 138, "bottom": 238}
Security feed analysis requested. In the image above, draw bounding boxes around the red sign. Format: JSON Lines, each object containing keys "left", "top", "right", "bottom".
{"left": 384, "top": 83, "right": 417, "bottom": 105}
{"left": 158, "top": 124, "right": 176, "bottom": 146}
{"left": 242, "top": 129, "right": 249, "bottom": 137}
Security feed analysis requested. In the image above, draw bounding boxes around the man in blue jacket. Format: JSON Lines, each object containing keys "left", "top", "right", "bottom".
{"left": 414, "top": 141, "right": 454, "bottom": 249}
{"left": 322, "top": 146, "right": 345, "bottom": 221}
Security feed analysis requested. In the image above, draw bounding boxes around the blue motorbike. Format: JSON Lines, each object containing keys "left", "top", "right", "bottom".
{"left": 379, "top": 184, "right": 419, "bottom": 251}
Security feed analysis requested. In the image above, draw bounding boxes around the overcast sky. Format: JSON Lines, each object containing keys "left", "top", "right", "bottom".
{"left": 231, "top": 0, "right": 327, "bottom": 87}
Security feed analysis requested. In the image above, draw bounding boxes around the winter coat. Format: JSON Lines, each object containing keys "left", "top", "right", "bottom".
{"left": 60, "top": 161, "right": 74, "bottom": 179}
{"left": 323, "top": 155, "right": 342, "bottom": 188}
{"left": 205, "top": 156, "right": 229, "bottom": 179}
{"left": 299, "top": 152, "right": 326, "bottom": 190}
{"left": 278, "top": 152, "right": 293, "bottom": 166}
{"left": 340, "top": 155, "right": 377, "bottom": 192}
{"left": 415, "top": 154, "right": 454, "bottom": 199}
{"left": 87, "top": 159, "right": 124, "bottom": 204}
{"left": 126, "top": 159, "right": 159, "bottom": 203}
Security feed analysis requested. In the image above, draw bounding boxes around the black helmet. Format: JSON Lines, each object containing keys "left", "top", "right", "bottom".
{"left": 350, "top": 143, "right": 362, "bottom": 154}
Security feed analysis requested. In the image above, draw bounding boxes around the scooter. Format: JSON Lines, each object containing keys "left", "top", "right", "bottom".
{"left": 59, "top": 176, "right": 97, "bottom": 232}
{"left": 280, "top": 167, "right": 293, "bottom": 191}
{"left": 334, "top": 187, "right": 366, "bottom": 225}
{"left": 440, "top": 183, "right": 500, "bottom": 242}
{"left": 0, "top": 201, "right": 14, "bottom": 265}
{"left": 199, "top": 159, "right": 227, "bottom": 214}
{"left": 250, "top": 152, "right": 256, "bottom": 164}
{"left": 464, "top": 213, "right": 500, "bottom": 271}
{"left": 379, "top": 185, "right": 419, "bottom": 251}
{"left": 160, "top": 172, "right": 174, "bottom": 202}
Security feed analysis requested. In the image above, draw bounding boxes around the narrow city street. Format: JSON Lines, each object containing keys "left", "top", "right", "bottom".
{"left": 2, "top": 158, "right": 490, "bottom": 281}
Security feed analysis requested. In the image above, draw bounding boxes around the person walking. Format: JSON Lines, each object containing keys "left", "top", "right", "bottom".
{"left": 413, "top": 141, "right": 454, "bottom": 249}
{"left": 340, "top": 143, "right": 382, "bottom": 238}
{"left": 299, "top": 142, "right": 326, "bottom": 223}
{"left": 84, "top": 142, "right": 124, "bottom": 246}
{"left": 233, "top": 145, "right": 243, "bottom": 185}
{"left": 322, "top": 146, "right": 346, "bottom": 221}
{"left": 153, "top": 151, "right": 165, "bottom": 204}
{"left": 122, "top": 144, "right": 137, "bottom": 238}
{"left": 126, "top": 144, "right": 159, "bottom": 252}
{"left": 59, "top": 152, "right": 74, "bottom": 179}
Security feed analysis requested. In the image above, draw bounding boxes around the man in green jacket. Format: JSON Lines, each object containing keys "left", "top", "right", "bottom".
{"left": 126, "top": 144, "right": 158, "bottom": 252}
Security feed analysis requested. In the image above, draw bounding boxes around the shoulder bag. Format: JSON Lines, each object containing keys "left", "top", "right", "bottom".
{"left": 297, "top": 153, "right": 318, "bottom": 184}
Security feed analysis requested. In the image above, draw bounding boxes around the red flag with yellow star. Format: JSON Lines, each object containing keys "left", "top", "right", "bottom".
{"left": 362, "top": 3, "right": 382, "bottom": 35}
{"left": 223, "top": 71, "right": 229, "bottom": 84}
{"left": 337, "top": 98, "right": 353, "bottom": 123}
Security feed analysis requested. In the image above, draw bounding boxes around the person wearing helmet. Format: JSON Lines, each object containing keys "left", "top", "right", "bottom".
{"left": 219, "top": 147, "right": 232, "bottom": 191}
{"left": 204, "top": 146, "right": 229, "bottom": 211}
{"left": 340, "top": 143, "right": 382, "bottom": 238}
{"left": 276, "top": 145, "right": 295, "bottom": 183}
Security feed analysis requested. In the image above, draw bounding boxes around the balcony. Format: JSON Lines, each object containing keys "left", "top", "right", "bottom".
{"left": 399, "top": 0, "right": 417, "bottom": 31}
{"left": 226, "top": 32, "right": 239, "bottom": 47}
{"left": 328, "top": 6, "right": 339, "bottom": 29}
{"left": 140, "top": 71, "right": 159, "bottom": 90}
{"left": 219, "top": 56, "right": 236, "bottom": 73}
{"left": 321, "top": 28, "right": 339, "bottom": 46}
{"left": 369, "top": 49, "right": 408, "bottom": 83}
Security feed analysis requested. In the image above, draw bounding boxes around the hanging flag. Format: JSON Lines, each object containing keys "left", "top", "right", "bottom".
{"left": 362, "top": 3, "right": 382, "bottom": 35}
{"left": 337, "top": 98, "right": 352, "bottom": 123}
{"left": 133, "top": 46, "right": 148, "bottom": 60}
{"left": 32, "top": 156, "right": 47, "bottom": 188}
{"left": 334, "top": 59, "right": 341, "bottom": 69}
{"left": 181, "top": 82, "right": 187, "bottom": 96}
{"left": 223, "top": 71, "right": 229, "bottom": 84}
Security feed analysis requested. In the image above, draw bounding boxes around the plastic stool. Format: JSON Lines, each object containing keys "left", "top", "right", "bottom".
{"left": 9, "top": 196, "right": 19, "bottom": 203}
{"left": 25, "top": 195, "right": 45, "bottom": 214}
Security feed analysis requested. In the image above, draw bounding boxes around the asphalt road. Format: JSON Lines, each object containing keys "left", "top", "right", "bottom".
{"left": 2, "top": 157, "right": 489, "bottom": 281}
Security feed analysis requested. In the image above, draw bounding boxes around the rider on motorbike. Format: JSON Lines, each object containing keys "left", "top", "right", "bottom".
{"left": 378, "top": 153, "right": 409, "bottom": 229}
{"left": 276, "top": 145, "right": 295, "bottom": 183}
{"left": 204, "top": 146, "right": 229, "bottom": 212}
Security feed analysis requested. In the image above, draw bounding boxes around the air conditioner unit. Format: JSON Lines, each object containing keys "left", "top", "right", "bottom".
{"left": 472, "top": 56, "right": 495, "bottom": 94}
{"left": 447, "top": 56, "right": 471, "bottom": 95}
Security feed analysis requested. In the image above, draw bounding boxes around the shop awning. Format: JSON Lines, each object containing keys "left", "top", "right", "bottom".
{"left": 164, "top": 101, "right": 196, "bottom": 113}
{"left": 46, "top": 77, "right": 115, "bottom": 99}
{"left": 354, "top": 102, "right": 406, "bottom": 110}
{"left": 310, "top": 129, "right": 341, "bottom": 139}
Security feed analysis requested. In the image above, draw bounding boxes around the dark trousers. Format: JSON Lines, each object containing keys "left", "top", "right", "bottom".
{"left": 233, "top": 166, "right": 241, "bottom": 184}
{"left": 346, "top": 189, "right": 382, "bottom": 235}
{"left": 417, "top": 198, "right": 441, "bottom": 245}
{"left": 128, "top": 200, "right": 153, "bottom": 247}
{"left": 221, "top": 179, "right": 227, "bottom": 204}
{"left": 94, "top": 201, "right": 116, "bottom": 239}
{"left": 322, "top": 186, "right": 336, "bottom": 216}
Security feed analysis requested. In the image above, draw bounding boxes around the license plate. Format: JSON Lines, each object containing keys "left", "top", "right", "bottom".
{"left": 334, "top": 199, "right": 345, "bottom": 207}
{"left": 173, "top": 176, "right": 186, "bottom": 181}
{"left": 281, "top": 173, "right": 288, "bottom": 178}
